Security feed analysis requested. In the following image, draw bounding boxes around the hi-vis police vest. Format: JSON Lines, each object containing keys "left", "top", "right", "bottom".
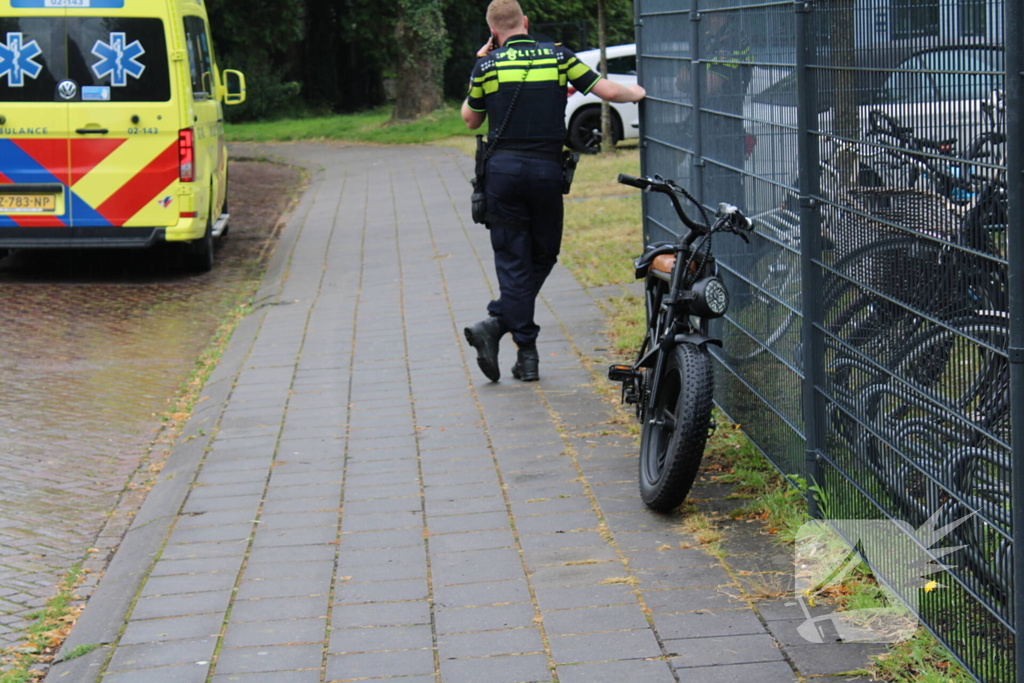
{"left": 467, "top": 36, "right": 600, "bottom": 154}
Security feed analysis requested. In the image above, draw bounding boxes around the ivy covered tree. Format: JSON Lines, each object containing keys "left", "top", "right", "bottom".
{"left": 392, "top": 0, "right": 449, "bottom": 121}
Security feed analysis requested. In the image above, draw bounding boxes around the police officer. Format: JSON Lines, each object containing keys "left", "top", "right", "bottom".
{"left": 461, "top": 0, "right": 645, "bottom": 382}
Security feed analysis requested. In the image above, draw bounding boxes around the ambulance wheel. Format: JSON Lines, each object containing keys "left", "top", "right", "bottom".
{"left": 184, "top": 220, "right": 214, "bottom": 273}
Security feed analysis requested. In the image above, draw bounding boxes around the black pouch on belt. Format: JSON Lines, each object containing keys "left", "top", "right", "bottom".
{"left": 562, "top": 150, "right": 580, "bottom": 195}
{"left": 471, "top": 134, "right": 488, "bottom": 224}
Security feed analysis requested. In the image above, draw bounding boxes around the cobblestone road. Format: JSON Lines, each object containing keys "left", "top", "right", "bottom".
{"left": 0, "top": 161, "right": 301, "bottom": 649}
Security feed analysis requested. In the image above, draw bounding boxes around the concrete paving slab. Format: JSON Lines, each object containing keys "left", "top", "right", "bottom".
{"left": 55, "top": 144, "right": 854, "bottom": 682}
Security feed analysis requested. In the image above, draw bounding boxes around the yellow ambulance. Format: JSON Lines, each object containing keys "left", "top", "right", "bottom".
{"left": 0, "top": 0, "right": 245, "bottom": 271}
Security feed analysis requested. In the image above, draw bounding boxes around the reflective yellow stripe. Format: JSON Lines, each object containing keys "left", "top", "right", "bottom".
{"left": 470, "top": 84, "right": 485, "bottom": 98}
{"left": 498, "top": 66, "right": 560, "bottom": 83}
{"left": 496, "top": 58, "right": 558, "bottom": 68}
{"left": 483, "top": 79, "right": 500, "bottom": 94}
{"left": 582, "top": 75, "right": 601, "bottom": 94}
{"left": 567, "top": 61, "right": 591, "bottom": 80}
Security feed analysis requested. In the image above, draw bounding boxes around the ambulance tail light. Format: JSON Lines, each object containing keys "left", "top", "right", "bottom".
{"left": 567, "top": 86, "right": 577, "bottom": 97}
{"left": 179, "top": 128, "right": 195, "bottom": 182}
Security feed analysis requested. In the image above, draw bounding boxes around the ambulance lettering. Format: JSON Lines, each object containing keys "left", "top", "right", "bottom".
{"left": 91, "top": 33, "right": 145, "bottom": 87}
{"left": 0, "top": 33, "right": 44, "bottom": 87}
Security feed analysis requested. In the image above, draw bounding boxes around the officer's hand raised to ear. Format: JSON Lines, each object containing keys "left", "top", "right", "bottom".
{"left": 477, "top": 35, "right": 498, "bottom": 58}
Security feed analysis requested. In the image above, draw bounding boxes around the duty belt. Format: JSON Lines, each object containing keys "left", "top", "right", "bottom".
{"left": 491, "top": 149, "right": 563, "bottom": 163}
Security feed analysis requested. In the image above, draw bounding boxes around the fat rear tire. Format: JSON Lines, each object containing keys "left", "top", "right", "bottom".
{"left": 639, "top": 343, "right": 714, "bottom": 512}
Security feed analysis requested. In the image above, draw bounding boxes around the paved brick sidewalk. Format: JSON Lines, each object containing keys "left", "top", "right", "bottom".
{"left": 51, "top": 143, "right": 876, "bottom": 682}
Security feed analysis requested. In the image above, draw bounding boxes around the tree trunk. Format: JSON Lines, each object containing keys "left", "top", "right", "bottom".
{"left": 391, "top": 0, "right": 447, "bottom": 122}
{"left": 598, "top": 0, "right": 615, "bottom": 153}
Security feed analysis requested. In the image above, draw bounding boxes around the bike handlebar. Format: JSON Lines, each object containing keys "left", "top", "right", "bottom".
{"left": 617, "top": 174, "right": 753, "bottom": 237}
{"left": 617, "top": 173, "right": 651, "bottom": 190}
{"left": 867, "top": 110, "right": 954, "bottom": 153}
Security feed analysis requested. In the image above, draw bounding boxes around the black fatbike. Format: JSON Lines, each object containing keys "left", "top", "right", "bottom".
{"left": 608, "top": 174, "right": 754, "bottom": 512}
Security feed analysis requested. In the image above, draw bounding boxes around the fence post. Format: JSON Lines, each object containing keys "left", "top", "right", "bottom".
{"left": 689, "top": 0, "right": 704, "bottom": 205}
{"left": 635, "top": 0, "right": 650, "bottom": 245}
{"left": 1005, "top": 0, "right": 1024, "bottom": 677}
{"left": 794, "top": 0, "right": 822, "bottom": 518}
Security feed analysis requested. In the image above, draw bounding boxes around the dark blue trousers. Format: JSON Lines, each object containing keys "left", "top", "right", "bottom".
{"left": 484, "top": 154, "right": 564, "bottom": 347}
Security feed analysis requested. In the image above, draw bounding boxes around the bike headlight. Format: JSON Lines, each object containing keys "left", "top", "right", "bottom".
{"left": 690, "top": 276, "right": 729, "bottom": 318}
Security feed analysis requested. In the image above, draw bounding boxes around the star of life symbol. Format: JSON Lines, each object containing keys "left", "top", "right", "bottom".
{"left": 91, "top": 32, "right": 145, "bottom": 87}
{"left": 791, "top": 509, "right": 972, "bottom": 644}
{"left": 0, "top": 32, "right": 44, "bottom": 87}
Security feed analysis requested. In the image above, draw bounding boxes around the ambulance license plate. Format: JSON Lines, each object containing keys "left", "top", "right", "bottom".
{"left": 0, "top": 195, "right": 57, "bottom": 213}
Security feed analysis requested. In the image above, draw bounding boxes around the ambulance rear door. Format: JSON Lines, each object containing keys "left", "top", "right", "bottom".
{"left": 66, "top": 10, "right": 180, "bottom": 229}
{"left": 0, "top": 7, "right": 71, "bottom": 230}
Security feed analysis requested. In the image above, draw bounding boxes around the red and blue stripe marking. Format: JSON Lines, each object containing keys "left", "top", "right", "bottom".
{"left": 0, "top": 138, "right": 178, "bottom": 229}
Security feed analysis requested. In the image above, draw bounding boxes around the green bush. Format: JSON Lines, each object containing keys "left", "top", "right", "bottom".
{"left": 223, "top": 54, "right": 303, "bottom": 123}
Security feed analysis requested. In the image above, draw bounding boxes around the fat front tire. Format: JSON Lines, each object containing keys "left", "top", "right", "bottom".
{"left": 639, "top": 344, "right": 714, "bottom": 512}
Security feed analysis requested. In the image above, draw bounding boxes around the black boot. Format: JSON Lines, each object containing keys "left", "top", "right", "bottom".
{"left": 464, "top": 317, "right": 506, "bottom": 381}
{"left": 511, "top": 345, "right": 540, "bottom": 381}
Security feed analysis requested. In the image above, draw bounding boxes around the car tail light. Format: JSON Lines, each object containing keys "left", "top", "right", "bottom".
{"left": 179, "top": 129, "right": 194, "bottom": 182}
{"left": 567, "top": 86, "right": 577, "bottom": 97}
{"left": 744, "top": 134, "right": 758, "bottom": 161}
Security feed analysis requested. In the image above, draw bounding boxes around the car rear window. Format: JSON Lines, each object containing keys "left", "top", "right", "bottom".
{"left": 0, "top": 16, "right": 170, "bottom": 102}
{"left": 606, "top": 55, "right": 637, "bottom": 75}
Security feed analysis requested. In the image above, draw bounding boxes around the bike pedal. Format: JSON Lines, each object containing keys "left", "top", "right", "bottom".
{"left": 708, "top": 420, "right": 718, "bottom": 436}
{"left": 608, "top": 364, "right": 636, "bottom": 383}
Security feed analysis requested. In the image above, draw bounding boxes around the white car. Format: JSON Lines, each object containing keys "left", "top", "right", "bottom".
{"left": 744, "top": 40, "right": 1004, "bottom": 206}
{"left": 565, "top": 44, "right": 639, "bottom": 152}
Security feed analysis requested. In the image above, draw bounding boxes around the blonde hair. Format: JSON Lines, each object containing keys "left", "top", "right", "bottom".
{"left": 487, "top": 0, "right": 524, "bottom": 32}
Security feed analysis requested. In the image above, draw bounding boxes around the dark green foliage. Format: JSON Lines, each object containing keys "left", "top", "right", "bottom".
{"left": 221, "top": 53, "right": 303, "bottom": 122}
{"left": 206, "top": 0, "right": 305, "bottom": 121}
{"left": 205, "top": 0, "right": 635, "bottom": 121}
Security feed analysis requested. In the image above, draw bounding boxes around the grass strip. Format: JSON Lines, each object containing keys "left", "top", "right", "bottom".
{"left": 226, "top": 105, "right": 475, "bottom": 145}
{"left": 0, "top": 566, "right": 86, "bottom": 683}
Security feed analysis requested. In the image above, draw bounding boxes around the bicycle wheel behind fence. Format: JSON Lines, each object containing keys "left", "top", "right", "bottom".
{"left": 639, "top": 344, "right": 714, "bottom": 512}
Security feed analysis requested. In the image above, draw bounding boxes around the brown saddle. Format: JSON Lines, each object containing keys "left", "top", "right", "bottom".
{"left": 652, "top": 254, "right": 675, "bottom": 274}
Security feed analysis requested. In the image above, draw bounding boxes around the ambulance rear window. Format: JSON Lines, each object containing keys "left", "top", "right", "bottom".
{"left": 68, "top": 18, "right": 170, "bottom": 102}
{"left": 0, "top": 17, "right": 170, "bottom": 102}
{"left": 0, "top": 17, "right": 65, "bottom": 102}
